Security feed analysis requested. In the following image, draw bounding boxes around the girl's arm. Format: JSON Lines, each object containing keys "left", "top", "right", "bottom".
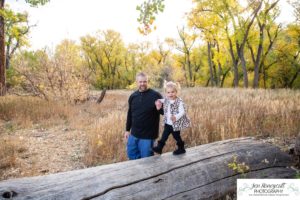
{"left": 155, "top": 98, "right": 165, "bottom": 114}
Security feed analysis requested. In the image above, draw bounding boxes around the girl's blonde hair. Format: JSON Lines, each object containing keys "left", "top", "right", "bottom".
{"left": 164, "top": 80, "right": 181, "bottom": 93}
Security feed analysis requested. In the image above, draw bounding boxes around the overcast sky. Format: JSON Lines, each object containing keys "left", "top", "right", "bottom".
{"left": 7, "top": 0, "right": 295, "bottom": 50}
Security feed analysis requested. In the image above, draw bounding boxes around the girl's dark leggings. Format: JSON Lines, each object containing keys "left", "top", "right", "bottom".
{"left": 160, "top": 124, "right": 183, "bottom": 145}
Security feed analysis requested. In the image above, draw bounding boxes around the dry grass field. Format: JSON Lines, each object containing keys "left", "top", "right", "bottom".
{"left": 0, "top": 87, "right": 299, "bottom": 180}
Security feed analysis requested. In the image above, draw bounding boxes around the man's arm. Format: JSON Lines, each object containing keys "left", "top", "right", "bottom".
{"left": 125, "top": 96, "right": 132, "bottom": 139}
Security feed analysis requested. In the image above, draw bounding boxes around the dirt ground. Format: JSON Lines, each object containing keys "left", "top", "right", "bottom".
{"left": 0, "top": 125, "right": 88, "bottom": 180}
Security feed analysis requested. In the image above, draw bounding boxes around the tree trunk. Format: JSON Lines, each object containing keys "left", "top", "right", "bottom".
{"left": 253, "top": 25, "right": 264, "bottom": 88}
{"left": 205, "top": 77, "right": 210, "bottom": 87}
{"left": 211, "top": 49, "right": 218, "bottom": 86}
{"left": 235, "top": 1, "right": 262, "bottom": 88}
{"left": 5, "top": 53, "right": 9, "bottom": 69}
{"left": 0, "top": 137, "right": 295, "bottom": 200}
{"left": 253, "top": 1, "right": 280, "bottom": 88}
{"left": 96, "top": 89, "right": 106, "bottom": 104}
{"left": 0, "top": 0, "right": 6, "bottom": 96}
{"left": 207, "top": 41, "right": 215, "bottom": 86}
{"left": 262, "top": 62, "right": 267, "bottom": 89}
{"left": 225, "top": 27, "right": 239, "bottom": 87}
{"left": 213, "top": 62, "right": 218, "bottom": 86}
{"left": 5, "top": 37, "right": 10, "bottom": 69}
{"left": 288, "top": 69, "right": 300, "bottom": 88}
{"left": 186, "top": 51, "right": 193, "bottom": 86}
{"left": 181, "top": 60, "right": 189, "bottom": 87}
{"left": 216, "top": 40, "right": 223, "bottom": 87}
{"left": 221, "top": 68, "right": 231, "bottom": 87}
{"left": 239, "top": 49, "right": 248, "bottom": 88}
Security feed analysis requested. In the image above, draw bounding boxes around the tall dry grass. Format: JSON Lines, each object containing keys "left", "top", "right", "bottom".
{"left": 0, "top": 88, "right": 299, "bottom": 169}
{"left": 0, "top": 96, "right": 74, "bottom": 128}
{"left": 180, "top": 88, "right": 300, "bottom": 146}
{"left": 82, "top": 91, "right": 130, "bottom": 166}
{"left": 84, "top": 88, "right": 300, "bottom": 166}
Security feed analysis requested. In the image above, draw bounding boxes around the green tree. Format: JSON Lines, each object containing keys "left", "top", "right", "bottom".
{"left": 2, "top": 5, "right": 31, "bottom": 70}
{"left": 246, "top": 0, "right": 280, "bottom": 88}
{"left": 188, "top": 0, "right": 240, "bottom": 87}
{"left": 271, "top": 24, "right": 300, "bottom": 88}
{"left": 188, "top": 0, "right": 226, "bottom": 86}
{"left": 166, "top": 27, "right": 197, "bottom": 86}
{"left": 0, "top": 0, "right": 49, "bottom": 96}
{"left": 81, "top": 30, "right": 127, "bottom": 89}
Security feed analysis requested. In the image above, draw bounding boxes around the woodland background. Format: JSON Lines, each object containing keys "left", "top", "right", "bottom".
{"left": 0, "top": 0, "right": 299, "bottom": 181}
{"left": 0, "top": 0, "right": 300, "bottom": 100}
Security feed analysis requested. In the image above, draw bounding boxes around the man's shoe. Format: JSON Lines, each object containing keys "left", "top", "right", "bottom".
{"left": 152, "top": 141, "right": 165, "bottom": 154}
{"left": 152, "top": 146, "right": 163, "bottom": 154}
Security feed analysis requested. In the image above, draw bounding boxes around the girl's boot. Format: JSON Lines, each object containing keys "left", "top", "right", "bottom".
{"left": 173, "top": 141, "right": 186, "bottom": 155}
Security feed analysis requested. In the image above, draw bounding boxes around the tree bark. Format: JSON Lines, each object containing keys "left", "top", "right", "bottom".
{"left": 253, "top": 1, "right": 280, "bottom": 88}
{"left": 253, "top": 24, "right": 264, "bottom": 88}
{"left": 0, "top": 137, "right": 296, "bottom": 200}
{"left": 225, "top": 27, "right": 239, "bottom": 87}
{"left": 288, "top": 69, "right": 300, "bottom": 88}
{"left": 96, "top": 88, "right": 106, "bottom": 104}
{"left": 177, "top": 27, "right": 195, "bottom": 87}
{"left": 238, "top": 48, "right": 248, "bottom": 88}
{"left": 237, "top": 1, "right": 262, "bottom": 88}
{"left": 207, "top": 41, "right": 215, "bottom": 86}
{"left": 0, "top": 0, "right": 6, "bottom": 95}
{"left": 216, "top": 40, "right": 223, "bottom": 87}
{"left": 186, "top": 50, "right": 193, "bottom": 86}
{"left": 221, "top": 68, "right": 231, "bottom": 87}
{"left": 211, "top": 49, "right": 218, "bottom": 86}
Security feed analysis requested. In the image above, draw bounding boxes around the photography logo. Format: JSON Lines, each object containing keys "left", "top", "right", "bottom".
{"left": 237, "top": 179, "right": 300, "bottom": 200}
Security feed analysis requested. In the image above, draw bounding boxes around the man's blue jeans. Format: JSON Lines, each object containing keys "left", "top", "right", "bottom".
{"left": 127, "top": 134, "right": 154, "bottom": 160}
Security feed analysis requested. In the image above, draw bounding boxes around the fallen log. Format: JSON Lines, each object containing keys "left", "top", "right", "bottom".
{"left": 0, "top": 137, "right": 296, "bottom": 200}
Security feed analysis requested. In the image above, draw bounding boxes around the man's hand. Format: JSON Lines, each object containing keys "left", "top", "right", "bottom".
{"left": 155, "top": 100, "right": 162, "bottom": 110}
{"left": 171, "top": 115, "right": 176, "bottom": 123}
{"left": 124, "top": 131, "right": 130, "bottom": 140}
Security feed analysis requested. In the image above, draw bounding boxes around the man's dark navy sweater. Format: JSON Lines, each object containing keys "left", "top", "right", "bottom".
{"left": 126, "top": 88, "right": 163, "bottom": 140}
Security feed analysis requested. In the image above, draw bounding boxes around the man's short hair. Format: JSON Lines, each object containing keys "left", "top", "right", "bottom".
{"left": 136, "top": 72, "right": 148, "bottom": 80}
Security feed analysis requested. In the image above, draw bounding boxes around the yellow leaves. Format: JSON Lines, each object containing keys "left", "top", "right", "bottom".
{"left": 286, "top": 24, "right": 300, "bottom": 40}
{"left": 149, "top": 18, "right": 154, "bottom": 25}
{"left": 137, "top": 24, "right": 152, "bottom": 35}
{"left": 138, "top": 27, "right": 144, "bottom": 34}
{"left": 228, "top": 155, "right": 250, "bottom": 175}
{"left": 97, "top": 139, "right": 103, "bottom": 147}
{"left": 212, "top": 50, "right": 227, "bottom": 66}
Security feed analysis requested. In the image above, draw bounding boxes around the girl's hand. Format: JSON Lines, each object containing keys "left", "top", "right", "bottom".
{"left": 155, "top": 100, "right": 162, "bottom": 110}
{"left": 171, "top": 115, "right": 176, "bottom": 123}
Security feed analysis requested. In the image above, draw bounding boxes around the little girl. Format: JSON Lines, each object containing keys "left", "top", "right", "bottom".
{"left": 153, "top": 81, "right": 191, "bottom": 155}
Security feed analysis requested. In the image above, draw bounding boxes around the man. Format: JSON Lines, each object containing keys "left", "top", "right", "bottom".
{"left": 124, "top": 72, "right": 163, "bottom": 160}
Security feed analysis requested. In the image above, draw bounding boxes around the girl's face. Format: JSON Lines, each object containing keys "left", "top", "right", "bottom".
{"left": 166, "top": 87, "right": 177, "bottom": 100}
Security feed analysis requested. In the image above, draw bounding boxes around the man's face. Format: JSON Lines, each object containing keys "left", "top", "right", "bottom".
{"left": 136, "top": 76, "right": 148, "bottom": 92}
